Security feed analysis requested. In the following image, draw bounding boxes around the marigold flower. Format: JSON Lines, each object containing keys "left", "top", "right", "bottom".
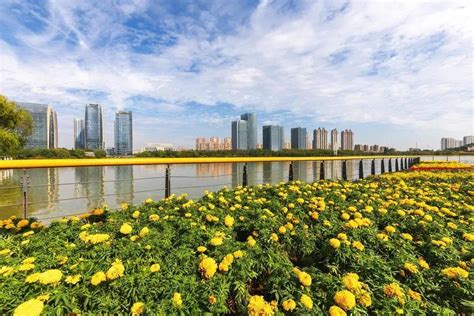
{"left": 278, "top": 226, "right": 286, "bottom": 234}
{"left": 385, "top": 225, "right": 396, "bottom": 233}
{"left": 18, "top": 263, "right": 35, "bottom": 271}
{"left": 337, "top": 233, "right": 348, "bottom": 241}
{"left": 17, "top": 219, "right": 30, "bottom": 228}
{"left": 403, "top": 263, "right": 418, "bottom": 274}
{"left": 297, "top": 271, "right": 312, "bottom": 286}
{"left": 270, "top": 233, "right": 279, "bottom": 242}
{"left": 329, "top": 238, "right": 341, "bottom": 249}
{"left": 441, "top": 267, "right": 469, "bottom": 279}
{"left": 172, "top": 292, "right": 183, "bottom": 308}
{"left": 463, "top": 233, "right": 474, "bottom": 241}
{"left": 357, "top": 290, "right": 372, "bottom": 307}
{"left": 13, "top": 299, "right": 43, "bottom": 316}
{"left": 139, "top": 227, "right": 150, "bottom": 238}
{"left": 247, "top": 236, "right": 256, "bottom": 247}
{"left": 91, "top": 271, "right": 106, "bottom": 286}
{"left": 38, "top": 269, "right": 62, "bottom": 285}
{"left": 208, "top": 295, "right": 217, "bottom": 305}
{"left": 329, "top": 305, "right": 347, "bottom": 316}
{"left": 150, "top": 263, "right": 160, "bottom": 273}
{"left": 65, "top": 274, "right": 81, "bottom": 284}
{"left": 199, "top": 257, "right": 217, "bottom": 279}
{"left": 120, "top": 223, "right": 133, "bottom": 235}
{"left": 247, "top": 295, "right": 273, "bottom": 315}
{"left": 197, "top": 246, "right": 207, "bottom": 253}
{"left": 334, "top": 290, "right": 356, "bottom": 310}
{"left": 224, "top": 215, "right": 235, "bottom": 227}
{"left": 132, "top": 211, "right": 141, "bottom": 219}
{"left": 149, "top": 214, "right": 160, "bottom": 221}
{"left": 210, "top": 237, "right": 223, "bottom": 246}
{"left": 342, "top": 273, "right": 361, "bottom": 292}
{"left": 401, "top": 233, "right": 413, "bottom": 241}
{"left": 352, "top": 241, "right": 365, "bottom": 251}
{"left": 300, "top": 294, "right": 313, "bottom": 310}
{"left": 383, "top": 283, "right": 404, "bottom": 298}
{"left": 407, "top": 289, "right": 422, "bottom": 301}
{"left": 131, "top": 302, "right": 145, "bottom": 315}
{"left": 282, "top": 299, "right": 296, "bottom": 311}
{"left": 106, "top": 260, "right": 125, "bottom": 280}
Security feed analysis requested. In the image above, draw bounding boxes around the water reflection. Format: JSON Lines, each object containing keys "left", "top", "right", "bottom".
{"left": 115, "top": 166, "right": 134, "bottom": 205}
{"left": 74, "top": 167, "right": 105, "bottom": 209}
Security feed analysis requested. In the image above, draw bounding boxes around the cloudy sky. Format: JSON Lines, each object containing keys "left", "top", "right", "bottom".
{"left": 0, "top": 0, "right": 472, "bottom": 150}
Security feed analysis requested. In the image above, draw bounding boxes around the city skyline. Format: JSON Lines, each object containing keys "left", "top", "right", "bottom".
{"left": 0, "top": 1, "right": 471, "bottom": 150}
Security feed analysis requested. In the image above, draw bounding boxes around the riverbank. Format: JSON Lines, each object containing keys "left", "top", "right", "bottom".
{"left": 1, "top": 171, "right": 473, "bottom": 315}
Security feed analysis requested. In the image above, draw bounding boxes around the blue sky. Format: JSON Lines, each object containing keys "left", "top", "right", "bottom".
{"left": 0, "top": 0, "right": 472, "bottom": 150}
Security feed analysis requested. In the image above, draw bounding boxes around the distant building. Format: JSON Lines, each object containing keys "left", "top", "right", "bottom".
{"left": 283, "top": 142, "right": 291, "bottom": 149}
{"left": 363, "top": 144, "right": 369, "bottom": 152}
{"left": 262, "top": 125, "right": 284, "bottom": 151}
{"left": 379, "top": 146, "right": 387, "bottom": 153}
{"left": 441, "top": 137, "right": 461, "bottom": 150}
{"left": 140, "top": 143, "right": 174, "bottom": 152}
{"left": 195, "top": 138, "right": 207, "bottom": 150}
{"left": 114, "top": 111, "right": 133, "bottom": 156}
{"left": 330, "top": 129, "right": 338, "bottom": 150}
{"left": 85, "top": 104, "right": 104, "bottom": 150}
{"left": 74, "top": 118, "right": 85, "bottom": 149}
{"left": 463, "top": 135, "right": 474, "bottom": 146}
{"left": 17, "top": 102, "right": 58, "bottom": 149}
{"left": 313, "top": 128, "right": 328, "bottom": 150}
{"left": 354, "top": 144, "right": 363, "bottom": 151}
{"left": 291, "top": 128, "right": 307, "bottom": 150}
{"left": 231, "top": 120, "right": 248, "bottom": 150}
{"left": 222, "top": 138, "right": 231, "bottom": 150}
{"left": 340, "top": 129, "right": 354, "bottom": 150}
{"left": 209, "top": 137, "right": 220, "bottom": 151}
{"left": 408, "top": 148, "right": 421, "bottom": 152}
{"left": 240, "top": 113, "right": 257, "bottom": 150}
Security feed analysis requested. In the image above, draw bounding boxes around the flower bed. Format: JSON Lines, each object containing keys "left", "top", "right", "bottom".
{"left": 410, "top": 161, "right": 473, "bottom": 171}
{"left": 1, "top": 171, "right": 473, "bottom": 315}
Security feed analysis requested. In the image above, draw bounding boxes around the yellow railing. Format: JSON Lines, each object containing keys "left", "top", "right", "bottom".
{"left": 0, "top": 156, "right": 420, "bottom": 170}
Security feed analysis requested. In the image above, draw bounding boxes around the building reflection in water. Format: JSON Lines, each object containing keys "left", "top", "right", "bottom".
{"left": 27, "top": 168, "right": 59, "bottom": 214}
{"left": 263, "top": 162, "right": 286, "bottom": 184}
{"left": 293, "top": 161, "right": 307, "bottom": 182}
{"left": 196, "top": 163, "right": 232, "bottom": 177}
{"left": 115, "top": 166, "right": 134, "bottom": 205}
{"left": 75, "top": 167, "right": 105, "bottom": 210}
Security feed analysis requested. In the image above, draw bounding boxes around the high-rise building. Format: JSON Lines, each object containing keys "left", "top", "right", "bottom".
{"left": 17, "top": 102, "right": 58, "bottom": 149}
{"left": 330, "top": 129, "right": 338, "bottom": 150}
{"left": 262, "top": 125, "right": 284, "bottom": 151}
{"left": 231, "top": 120, "right": 248, "bottom": 150}
{"left": 313, "top": 128, "right": 328, "bottom": 150}
{"left": 209, "top": 137, "right": 220, "bottom": 151}
{"left": 195, "top": 138, "right": 207, "bottom": 150}
{"left": 441, "top": 137, "right": 461, "bottom": 150}
{"left": 74, "top": 118, "right": 85, "bottom": 149}
{"left": 463, "top": 136, "right": 474, "bottom": 146}
{"left": 341, "top": 129, "right": 354, "bottom": 150}
{"left": 85, "top": 104, "right": 104, "bottom": 150}
{"left": 114, "top": 111, "right": 133, "bottom": 156}
{"left": 223, "top": 137, "right": 231, "bottom": 150}
{"left": 240, "top": 113, "right": 257, "bottom": 150}
{"left": 354, "top": 144, "right": 363, "bottom": 151}
{"left": 363, "top": 144, "right": 369, "bottom": 152}
{"left": 291, "top": 128, "right": 307, "bottom": 150}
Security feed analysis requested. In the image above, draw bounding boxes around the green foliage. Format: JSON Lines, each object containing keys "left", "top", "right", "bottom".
{"left": 0, "top": 95, "right": 32, "bottom": 155}
{"left": 93, "top": 150, "right": 107, "bottom": 158}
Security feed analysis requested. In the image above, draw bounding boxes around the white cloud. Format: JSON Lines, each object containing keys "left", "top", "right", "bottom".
{"left": 0, "top": 0, "right": 472, "bottom": 150}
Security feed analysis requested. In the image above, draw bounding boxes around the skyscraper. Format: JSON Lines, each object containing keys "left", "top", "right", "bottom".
{"left": 240, "top": 113, "right": 257, "bottom": 150}
{"left": 231, "top": 120, "right": 248, "bottom": 150}
{"left": 291, "top": 128, "right": 307, "bottom": 150}
{"left": 74, "top": 118, "right": 85, "bottom": 149}
{"left": 114, "top": 111, "right": 133, "bottom": 156}
{"left": 330, "top": 129, "right": 338, "bottom": 150}
{"left": 341, "top": 129, "right": 354, "bottom": 150}
{"left": 463, "top": 135, "right": 474, "bottom": 146}
{"left": 441, "top": 137, "right": 461, "bottom": 150}
{"left": 85, "top": 104, "right": 104, "bottom": 150}
{"left": 313, "top": 128, "right": 328, "bottom": 149}
{"left": 17, "top": 102, "right": 58, "bottom": 149}
{"left": 262, "top": 125, "right": 284, "bottom": 151}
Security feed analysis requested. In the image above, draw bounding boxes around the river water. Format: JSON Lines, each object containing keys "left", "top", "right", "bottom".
{"left": 0, "top": 155, "right": 472, "bottom": 221}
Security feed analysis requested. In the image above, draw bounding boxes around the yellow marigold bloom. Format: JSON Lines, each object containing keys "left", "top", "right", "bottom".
{"left": 106, "top": 260, "right": 125, "bottom": 280}
{"left": 25, "top": 273, "right": 41, "bottom": 283}
{"left": 92, "top": 208, "right": 104, "bottom": 216}
{"left": 282, "top": 299, "right": 296, "bottom": 311}
{"left": 233, "top": 250, "right": 244, "bottom": 258}
{"left": 150, "top": 263, "right": 160, "bottom": 273}
{"left": 288, "top": 203, "right": 295, "bottom": 209}
{"left": 149, "top": 214, "right": 160, "bottom": 221}
{"left": 403, "top": 263, "right": 418, "bottom": 274}
{"left": 197, "top": 246, "right": 207, "bottom": 253}
{"left": 441, "top": 267, "right": 469, "bottom": 279}
{"left": 139, "top": 227, "right": 150, "bottom": 238}
{"left": 340, "top": 213, "right": 350, "bottom": 220}
{"left": 22, "top": 257, "right": 36, "bottom": 264}
{"left": 23, "top": 231, "right": 35, "bottom": 238}
{"left": 342, "top": 273, "right": 361, "bottom": 292}
{"left": 447, "top": 222, "right": 457, "bottom": 230}
{"left": 131, "top": 302, "right": 145, "bottom": 315}
{"left": 385, "top": 225, "right": 396, "bottom": 233}
{"left": 441, "top": 237, "right": 453, "bottom": 245}
{"left": 18, "top": 263, "right": 35, "bottom": 271}
{"left": 330, "top": 238, "right": 341, "bottom": 249}
{"left": 247, "top": 236, "right": 256, "bottom": 247}
{"left": 377, "top": 233, "right": 389, "bottom": 241}
{"left": 297, "top": 198, "right": 305, "bottom": 204}
{"left": 247, "top": 295, "right": 274, "bottom": 315}
{"left": 397, "top": 210, "right": 406, "bottom": 216}
{"left": 65, "top": 274, "right": 81, "bottom": 284}
{"left": 13, "top": 299, "right": 43, "bottom": 316}
{"left": 407, "top": 289, "right": 422, "bottom": 301}
{"left": 334, "top": 290, "right": 356, "bottom": 310}
{"left": 401, "top": 233, "right": 413, "bottom": 241}
{"left": 0, "top": 249, "right": 11, "bottom": 256}
{"left": 358, "top": 290, "right": 372, "bottom": 307}
{"left": 463, "top": 233, "right": 474, "bottom": 241}
{"left": 311, "top": 211, "right": 319, "bottom": 220}
{"left": 120, "top": 223, "right": 133, "bottom": 235}
{"left": 199, "top": 257, "right": 217, "bottom": 279}
{"left": 0, "top": 266, "right": 15, "bottom": 277}
{"left": 17, "top": 219, "right": 30, "bottom": 228}
{"left": 38, "top": 269, "right": 63, "bottom": 285}
{"left": 300, "top": 294, "right": 313, "bottom": 310}
{"left": 91, "top": 271, "right": 106, "bottom": 286}
{"left": 172, "top": 292, "right": 183, "bottom": 308}
{"left": 297, "top": 271, "right": 312, "bottom": 286}
{"left": 348, "top": 206, "right": 357, "bottom": 212}
{"left": 56, "top": 255, "right": 68, "bottom": 265}
{"left": 352, "top": 241, "right": 365, "bottom": 251}
{"left": 270, "top": 233, "right": 279, "bottom": 242}
{"left": 210, "top": 237, "right": 223, "bottom": 246}
{"left": 278, "top": 226, "right": 287, "bottom": 234}
{"left": 130, "top": 235, "right": 139, "bottom": 242}
{"left": 337, "top": 233, "right": 348, "bottom": 241}
{"left": 208, "top": 295, "right": 217, "bottom": 305}
{"left": 132, "top": 211, "right": 140, "bottom": 219}
{"left": 383, "top": 283, "right": 404, "bottom": 298}
{"left": 224, "top": 215, "right": 235, "bottom": 227}
{"left": 329, "top": 305, "right": 347, "bottom": 316}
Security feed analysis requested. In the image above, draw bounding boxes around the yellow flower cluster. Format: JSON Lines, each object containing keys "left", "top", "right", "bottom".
{"left": 441, "top": 267, "right": 469, "bottom": 279}
{"left": 26, "top": 269, "right": 63, "bottom": 285}
{"left": 199, "top": 257, "right": 217, "bottom": 279}
{"left": 79, "top": 231, "right": 111, "bottom": 244}
{"left": 247, "top": 295, "right": 274, "bottom": 316}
